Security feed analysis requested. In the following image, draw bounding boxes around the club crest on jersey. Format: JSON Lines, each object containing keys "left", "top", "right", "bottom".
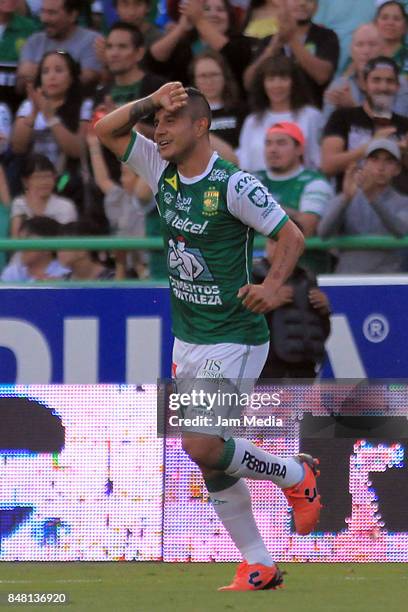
{"left": 248, "top": 186, "right": 269, "bottom": 208}
{"left": 165, "top": 174, "right": 178, "bottom": 191}
{"left": 203, "top": 190, "right": 219, "bottom": 216}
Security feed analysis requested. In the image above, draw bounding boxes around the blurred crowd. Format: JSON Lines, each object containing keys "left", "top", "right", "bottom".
{"left": 1, "top": 0, "right": 408, "bottom": 281}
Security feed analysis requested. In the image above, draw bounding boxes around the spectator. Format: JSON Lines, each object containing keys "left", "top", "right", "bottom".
{"left": 0, "top": 0, "right": 39, "bottom": 113}
{"left": 0, "top": 215, "right": 69, "bottom": 281}
{"left": 147, "top": 0, "right": 253, "bottom": 90}
{"left": 12, "top": 50, "right": 91, "bottom": 186}
{"left": 375, "top": 0, "right": 408, "bottom": 75}
{"left": 17, "top": 0, "right": 103, "bottom": 92}
{"left": 0, "top": 101, "right": 12, "bottom": 155}
{"left": 57, "top": 220, "right": 115, "bottom": 280}
{"left": 87, "top": 129, "right": 153, "bottom": 278}
{"left": 191, "top": 48, "right": 246, "bottom": 149}
{"left": 238, "top": 56, "right": 323, "bottom": 172}
{"left": 321, "top": 56, "right": 408, "bottom": 193}
{"left": 95, "top": 22, "right": 165, "bottom": 110}
{"left": 9, "top": 153, "right": 77, "bottom": 237}
{"left": 243, "top": 0, "right": 280, "bottom": 39}
{"left": 318, "top": 139, "right": 408, "bottom": 273}
{"left": 256, "top": 122, "right": 333, "bottom": 272}
{"left": 324, "top": 23, "right": 408, "bottom": 120}
{"left": 0, "top": 161, "right": 10, "bottom": 270}
{"left": 113, "top": 0, "right": 163, "bottom": 47}
{"left": 253, "top": 234, "right": 331, "bottom": 379}
{"left": 92, "top": 22, "right": 165, "bottom": 181}
{"left": 314, "top": 0, "right": 376, "bottom": 75}
{"left": 244, "top": 0, "right": 339, "bottom": 107}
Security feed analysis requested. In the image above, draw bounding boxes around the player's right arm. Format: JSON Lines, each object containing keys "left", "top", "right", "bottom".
{"left": 94, "top": 81, "right": 189, "bottom": 159}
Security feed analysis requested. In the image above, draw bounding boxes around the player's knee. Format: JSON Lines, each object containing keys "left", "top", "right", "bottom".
{"left": 182, "top": 436, "right": 219, "bottom": 467}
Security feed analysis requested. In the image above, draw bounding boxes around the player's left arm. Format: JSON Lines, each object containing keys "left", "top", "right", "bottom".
{"left": 239, "top": 220, "right": 304, "bottom": 313}
{"left": 227, "top": 172, "right": 304, "bottom": 313}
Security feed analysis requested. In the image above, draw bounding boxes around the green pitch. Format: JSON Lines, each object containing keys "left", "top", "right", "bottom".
{"left": 0, "top": 563, "right": 407, "bottom": 612}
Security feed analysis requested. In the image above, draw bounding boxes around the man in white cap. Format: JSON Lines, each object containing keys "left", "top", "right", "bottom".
{"left": 318, "top": 138, "right": 408, "bottom": 272}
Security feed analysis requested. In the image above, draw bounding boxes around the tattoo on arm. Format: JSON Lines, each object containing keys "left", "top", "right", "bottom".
{"left": 112, "top": 97, "right": 157, "bottom": 137}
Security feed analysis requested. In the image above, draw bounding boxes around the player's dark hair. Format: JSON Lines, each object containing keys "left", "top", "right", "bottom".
{"left": 363, "top": 55, "right": 400, "bottom": 80}
{"left": 185, "top": 87, "right": 212, "bottom": 129}
{"left": 20, "top": 216, "right": 61, "bottom": 237}
{"left": 108, "top": 21, "right": 145, "bottom": 49}
{"left": 250, "top": 56, "right": 312, "bottom": 118}
{"left": 21, "top": 154, "right": 56, "bottom": 178}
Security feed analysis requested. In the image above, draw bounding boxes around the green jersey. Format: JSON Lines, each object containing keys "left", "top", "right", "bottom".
{"left": 256, "top": 166, "right": 333, "bottom": 273}
{"left": 123, "top": 132, "right": 288, "bottom": 345}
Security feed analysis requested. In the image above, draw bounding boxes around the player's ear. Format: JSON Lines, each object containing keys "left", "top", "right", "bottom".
{"left": 194, "top": 117, "right": 209, "bottom": 138}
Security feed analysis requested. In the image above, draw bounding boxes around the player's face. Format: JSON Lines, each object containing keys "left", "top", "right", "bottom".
{"left": 264, "top": 74, "right": 292, "bottom": 108}
{"left": 364, "top": 150, "right": 401, "bottom": 185}
{"left": 116, "top": 0, "right": 148, "bottom": 26}
{"left": 154, "top": 108, "right": 196, "bottom": 162}
{"left": 352, "top": 26, "right": 382, "bottom": 71}
{"left": 366, "top": 67, "right": 399, "bottom": 99}
{"left": 194, "top": 58, "right": 225, "bottom": 103}
{"left": 105, "top": 30, "right": 141, "bottom": 75}
{"left": 286, "top": 0, "right": 317, "bottom": 23}
{"left": 265, "top": 133, "right": 301, "bottom": 172}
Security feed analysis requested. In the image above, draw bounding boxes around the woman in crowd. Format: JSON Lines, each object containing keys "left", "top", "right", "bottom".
{"left": 57, "top": 220, "right": 115, "bottom": 281}
{"left": 375, "top": 0, "right": 408, "bottom": 75}
{"left": 9, "top": 154, "right": 77, "bottom": 238}
{"left": 191, "top": 49, "right": 246, "bottom": 149}
{"left": 238, "top": 56, "right": 323, "bottom": 172}
{"left": 11, "top": 50, "right": 92, "bottom": 189}
{"left": 147, "top": 0, "right": 254, "bottom": 91}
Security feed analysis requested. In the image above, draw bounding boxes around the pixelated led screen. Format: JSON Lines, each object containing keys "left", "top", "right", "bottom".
{"left": 1, "top": 385, "right": 408, "bottom": 562}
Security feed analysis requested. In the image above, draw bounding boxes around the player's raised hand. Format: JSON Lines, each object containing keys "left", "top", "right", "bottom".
{"left": 151, "top": 82, "right": 189, "bottom": 113}
{"left": 238, "top": 284, "right": 293, "bottom": 313}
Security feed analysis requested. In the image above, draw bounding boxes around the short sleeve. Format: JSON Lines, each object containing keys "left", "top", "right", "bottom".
{"left": 299, "top": 179, "right": 334, "bottom": 216}
{"left": 19, "top": 33, "right": 40, "bottom": 62}
{"left": 323, "top": 108, "right": 348, "bottom": 141}
{"left": 315, "top": 27, "right": 339, "bottom": 71}
{"left": 120, "top": 131, "right": 167, "bottom": 196}
{"left": 227, "top": 171, "right": 288, "bottom": 237}
{"left": 10, "top": 197, "right": 28, "bottom": 219}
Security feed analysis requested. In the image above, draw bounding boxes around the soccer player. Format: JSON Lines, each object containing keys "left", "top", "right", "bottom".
{"left": 95, "top": 82, "right": 321, "bottom": 591}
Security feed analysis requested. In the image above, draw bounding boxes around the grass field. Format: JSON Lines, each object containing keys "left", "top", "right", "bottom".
{"left": 1, "top": 562, "right": 407, "bottom": 612}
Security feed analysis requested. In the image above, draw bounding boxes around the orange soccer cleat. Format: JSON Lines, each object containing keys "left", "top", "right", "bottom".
{"left": 283, "top": 453, "right": 322, "bottom": 535}
{"left": 218, "top": 561, "right": 284, "bottom": 592}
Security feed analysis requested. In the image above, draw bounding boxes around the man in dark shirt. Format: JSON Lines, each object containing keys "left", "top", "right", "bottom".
{"left": 244, "top": 0, "right": 339, "bottom": 107}
{"left": 321, "top": 56, "right": 408, "bottom": 193}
